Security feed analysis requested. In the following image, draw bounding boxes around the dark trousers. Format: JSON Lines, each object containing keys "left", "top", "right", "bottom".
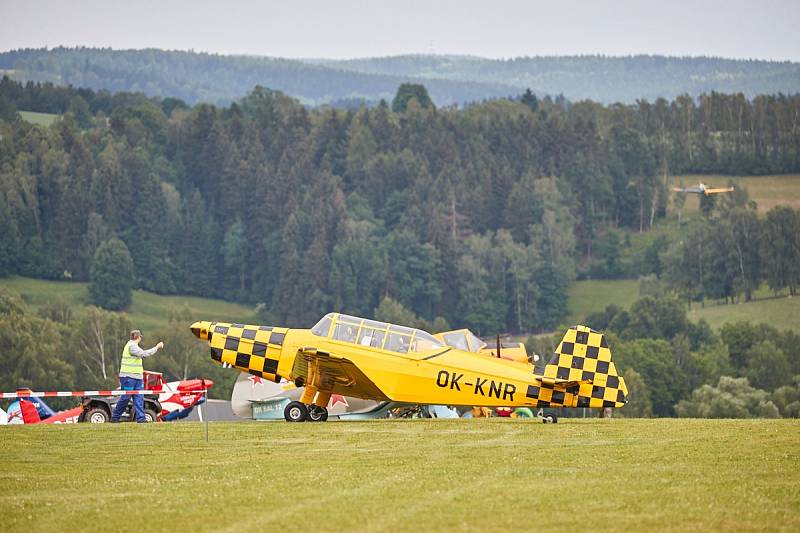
{"left": 111, "top": 376, "right": 145, "bottom": 422}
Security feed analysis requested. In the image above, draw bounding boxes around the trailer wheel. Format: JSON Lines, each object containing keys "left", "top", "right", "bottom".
{"left": 84, "top": 406, "right": 110, "bottom": 423}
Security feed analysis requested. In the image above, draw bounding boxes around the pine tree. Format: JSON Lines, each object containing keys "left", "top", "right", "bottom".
{"left": 89, "top": 238, "right": 134, "bottom": 310}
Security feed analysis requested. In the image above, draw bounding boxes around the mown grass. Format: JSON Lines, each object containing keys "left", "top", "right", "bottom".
{"left": 18, "top": 110, "right": 59, "bottom": 127}
{"left": 0, "top": 276, "right": 257, "bottom": 333}
{"left": 671, "top": 174, "right": 800, "bottom": 212}
{"left": 689, "top": 293, "right": 800, "bottom": 332}
{"left": 567, "top": 279, "right": 640, "bottom": 323}
{"left": 0, "top": 419, "right": 797, "bottom": 532}
{"left": 568, "top": 276, "right": 800, "bottom": 332}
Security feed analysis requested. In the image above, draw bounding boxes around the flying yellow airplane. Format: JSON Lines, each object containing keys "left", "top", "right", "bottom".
{"left": 672, "top": 182, "right": 735, "bottom": 196}
{"left": 190, "top": 313, "right": 627, "bottom": 422}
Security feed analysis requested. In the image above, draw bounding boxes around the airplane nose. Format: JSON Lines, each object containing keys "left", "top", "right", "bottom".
{"left": 190, "top": 321, "right": 212, "bottom": 341}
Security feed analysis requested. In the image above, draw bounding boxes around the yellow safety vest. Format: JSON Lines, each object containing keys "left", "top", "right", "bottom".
{"left": 119, "top": 340, "right": 143, "bottom": 376}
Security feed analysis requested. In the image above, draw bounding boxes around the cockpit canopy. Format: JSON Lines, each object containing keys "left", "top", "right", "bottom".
{"left": 310, "top": 313, "right": 444, "bottom": 354}
{"left": 437, "top": 329, "right": 487, "bottom": 353}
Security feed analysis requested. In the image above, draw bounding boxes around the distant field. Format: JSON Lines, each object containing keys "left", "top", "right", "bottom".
{"left": 671, "top": 174, "right": 800, "bottom": 212}
{"left": 1, "top": 419, "right": 797, "bottom": 531}
{"left": 0, "top": 276, "right": 257, "bottom": 333}
{"left": 18, "top": 110, "right": 59, "bottom": 127}
{"left": 567, "top": 279, "right": 640, "bottom": 323}
{"left": 689, "top": 294, "right": 800, "bottom": 332}
{"left": 568, "top": 277, "right": 800, "bottom": 332}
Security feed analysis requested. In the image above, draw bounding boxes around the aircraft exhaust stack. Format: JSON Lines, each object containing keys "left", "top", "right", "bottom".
{"left": 190, "top": 321, "right": 213, "bottom": 341}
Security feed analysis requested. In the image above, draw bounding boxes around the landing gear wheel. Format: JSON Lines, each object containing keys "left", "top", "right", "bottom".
{"left": 308, "top": 406, "right": 328, "bottom": 422}
{"left": 284, "top": 401, "right": 308, "bottom": 422}
{"left": 144, "top": 408, "right": 159, "bottom": 423}
{"left": 542, "top": 413, "right": 558, "bottom": 424}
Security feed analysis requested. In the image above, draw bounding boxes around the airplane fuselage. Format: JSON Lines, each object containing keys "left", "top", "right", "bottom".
{"left": 191, "top": 319, "right": 626, "bottom": 410}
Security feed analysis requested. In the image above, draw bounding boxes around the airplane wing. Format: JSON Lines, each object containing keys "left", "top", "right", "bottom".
{"left": 292, "top": 348, "right": 392, "bottom": 402}
{"left": 705, "top": 187, "right": 735, "bottom": 194}
{"left": 672, "top": 186, "right": 702, "bottom": 194}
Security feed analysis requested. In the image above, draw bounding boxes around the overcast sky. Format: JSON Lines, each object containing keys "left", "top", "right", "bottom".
{"left": 2, "top": 0, "right": 799, "bottom": 61}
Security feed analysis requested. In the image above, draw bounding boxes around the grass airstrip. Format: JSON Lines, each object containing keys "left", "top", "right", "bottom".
{"left": 1, "top": 419, "right": 797, "bottom": 531}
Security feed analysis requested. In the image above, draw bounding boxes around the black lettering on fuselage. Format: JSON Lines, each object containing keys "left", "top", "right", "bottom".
{"left": 450, "top": 373, "right": 463, "bottom": 391}
{"left": 474, "top": 378, "right": 487, "bottom": 396}
{"left": 489, "top": 380, "right": 502, "bottom": 399}
{"left": 503, "top": 383, "right": 516, "bottom": 401}
{"left": 436, "top": 370, "right": 449, "bottom": 388}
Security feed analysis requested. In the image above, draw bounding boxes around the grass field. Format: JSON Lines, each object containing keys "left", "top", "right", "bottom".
{"left": 688, "top": 294, "right": 800, "bottom": 332}
{"left": 18, "top": 110, "right": 59, "bottom": 127}
{"left": 567, "top": 279, "right": 640, "bottom": 323}
{"left": 671, "top": 174, "right": 800, "bottom": 212}
{"left": 568, "top": 278, "right": 800, "bottom": 332}
{"left": 0, "top": 276, "right": 257, "bottom": 333}
{"left": 1, "top": 420, "right": 797, "bottom": 531}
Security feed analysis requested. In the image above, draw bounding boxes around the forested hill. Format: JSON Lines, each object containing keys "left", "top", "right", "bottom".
{"left": 0, "top": 48, "right": 515, "bottom": 107}
{"left": 2, "top": 76, "right": 800, "bottom": 335}
{"left": 308, "top": 55, "right": 800, "bottom": 103}
{"left": 2, "top": 48, "right": 799, "bottom": 106}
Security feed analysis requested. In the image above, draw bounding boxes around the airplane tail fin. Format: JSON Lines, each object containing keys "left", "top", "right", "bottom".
{"left": 543, "top": 326, "right": 628, "bottom": 408}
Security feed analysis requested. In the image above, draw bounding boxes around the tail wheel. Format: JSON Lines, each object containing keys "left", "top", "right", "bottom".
{"left": 308, "top": 406, "right": 328, "bottom": 422}
{"left": 543, "top": 414, "right": 558, "bottom": 424}
{"left": 284, "top": 401, "right": 308, "bottom": 422}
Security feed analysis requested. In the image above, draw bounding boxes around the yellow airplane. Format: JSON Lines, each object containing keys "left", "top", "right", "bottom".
{"left": 672, "top": 182, "right": 735, "bottom": 196}
{"left": 190, "top": 313, "right": 627, "bottom": 422}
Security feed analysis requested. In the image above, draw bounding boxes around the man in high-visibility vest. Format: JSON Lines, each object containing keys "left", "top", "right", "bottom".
{"left": 111, "top": 330, "right": 164, "bottom": 423}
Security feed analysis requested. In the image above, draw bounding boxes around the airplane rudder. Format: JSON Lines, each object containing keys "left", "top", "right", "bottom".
{"left": 550, "top": 325, "right": 627, "bottom": 408}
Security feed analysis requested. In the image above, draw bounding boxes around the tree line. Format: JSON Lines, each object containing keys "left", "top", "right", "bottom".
{"left": 0, "top": 289, "right": 232, "bottom": 401}
{"left": 529, "top": 296, "right": 800, "bottom": 418}
{"left": 1, "top": 77, "right": 800, "bottom": 333}
{"left": 2, "top": 284, "right": 798, "bottom": 418}
{"left": 663, "top": 204, "right": 800, "bottom": 305}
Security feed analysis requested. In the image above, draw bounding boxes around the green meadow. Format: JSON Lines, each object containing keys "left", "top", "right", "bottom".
{"left": 0, "top": 276, "right": 257, "bottom": 333}
{"left": 1, "top": 419, "right": 797, "bottom": 532}
{"left": 18, "top": 110, "right": 59, "bottom": 127}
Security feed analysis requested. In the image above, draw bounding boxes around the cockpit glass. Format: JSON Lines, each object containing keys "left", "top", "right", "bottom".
{"left": 443, "top": 332, "right": 469, "bottom": 351}
{"left": 311, "top": 314, "right": 333, "bottom": 337}
{"left": 333, "top": 322, "right": 359, "bottom": 343}
{"left": 411, "top": 331, "right": 445, "bottom": 352}
{"left": 321, "top": 313, "right": 443, "bottom": 354}
{"left": 358, "top": 327, "right": 386, "bottom": 348}
{"left": 337, "top": 314, "right": 362, "bottom": 326}
{"left": 466, "top": 330, "right": 486, "bottom": 351}
{"left": 384, "top": 332, "right": 411, "bottom": 353}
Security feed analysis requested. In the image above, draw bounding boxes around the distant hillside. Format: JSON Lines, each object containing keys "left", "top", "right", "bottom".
{"left": 309, "top": 54, "right": 800, "bottom": 103}
{"left": 0, "top": 48, "right": 515, "bottom": 107}
{"left": 1, "top": 48, "right": 798, "bottom": 106}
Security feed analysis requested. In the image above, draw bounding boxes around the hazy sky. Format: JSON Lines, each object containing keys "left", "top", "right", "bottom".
{"left": 2, "top": 0, "right": 799, "bottom": 61}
